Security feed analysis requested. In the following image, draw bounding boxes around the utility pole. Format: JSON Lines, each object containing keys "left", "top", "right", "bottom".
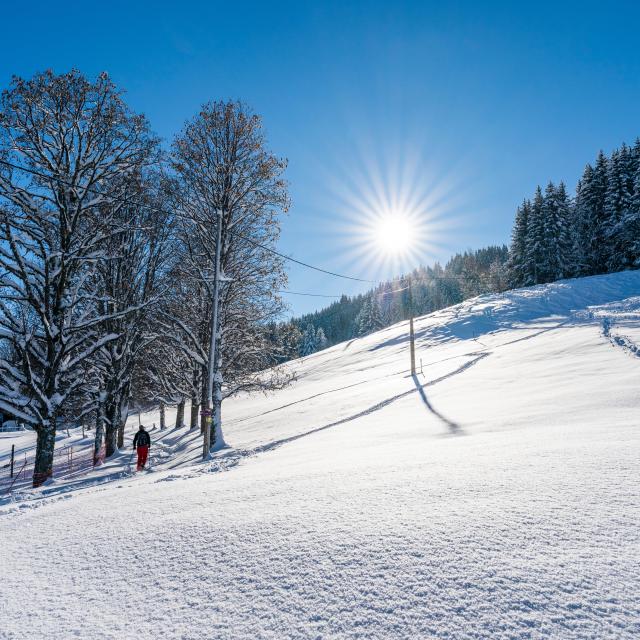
{"left": 203, "top": 208, "right": 223, "bottom": 460}
{"left": 409, "top": 276, "right": 416, "bottom": 376}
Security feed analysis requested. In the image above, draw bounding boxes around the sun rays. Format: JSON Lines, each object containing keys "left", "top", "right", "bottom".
{"left": 320, "top": 137, "right": 469, "bottom": 280}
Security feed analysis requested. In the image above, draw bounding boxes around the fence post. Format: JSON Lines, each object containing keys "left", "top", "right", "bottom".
{"left": 82, "top": 423, "right": 85, "bottom": 438}
{"left": 70, "top": 446, "right": 73, "bottom": 472}
{"left": 10, "top": 444, "right": 15, "bottom": 478}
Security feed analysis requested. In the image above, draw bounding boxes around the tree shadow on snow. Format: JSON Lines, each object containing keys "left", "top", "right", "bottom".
{"left": 371, "top": 315, "right": 575, "bottom": 353}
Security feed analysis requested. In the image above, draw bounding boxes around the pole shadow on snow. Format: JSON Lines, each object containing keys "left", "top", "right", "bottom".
{"left": 411, "top": 373, "right": 463, "bottom": 435}
{"left": 205, "top": 352, "right": 490, "bottom": 473}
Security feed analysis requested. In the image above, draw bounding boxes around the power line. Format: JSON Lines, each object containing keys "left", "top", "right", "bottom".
{"left": 240, "top": 233, "right": 374, "bottom": 283}
{"left": 278, "top": 284, "right": 411, "bottom": 302}
{"left": 277, "top": 290, "right": 342, "bottom": 298}
{"left": 0, "top": 158, "right": 375, "bottom": 284}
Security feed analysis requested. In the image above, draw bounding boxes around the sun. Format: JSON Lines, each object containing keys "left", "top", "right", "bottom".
{"left": 373, "top": 212, "right": 415, "bottom": 256}
{"left": 318, "top": 135, "right": 470, "bottom": 281}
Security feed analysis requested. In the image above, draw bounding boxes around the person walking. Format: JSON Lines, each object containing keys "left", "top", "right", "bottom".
{"left": 133, "top": 425, "right": 151, "bottom": 471}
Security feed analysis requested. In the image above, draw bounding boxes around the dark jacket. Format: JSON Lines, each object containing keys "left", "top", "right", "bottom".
{"left": 133, "top": 429, "right": 151, "bottom": 448}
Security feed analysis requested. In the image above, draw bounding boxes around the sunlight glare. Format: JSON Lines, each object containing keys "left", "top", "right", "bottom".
{"left": 318, "top": 134, "right": 472, "bottom": 281}
{"left": 373, "top": 213, "right": 415, "bottom": 255}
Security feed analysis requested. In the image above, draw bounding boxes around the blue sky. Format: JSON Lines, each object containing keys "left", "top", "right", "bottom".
{"left": 2, "top": 1, "right": 639, "bottom": 315}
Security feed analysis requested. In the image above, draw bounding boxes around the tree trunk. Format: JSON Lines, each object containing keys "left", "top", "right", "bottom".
{"left": 117, "top": 385, "right": 130, "bottom": 448}
{"left": 159, "top": 401, "right": 166, "bottom": 430}
{"left": 200, "top": 372, "right": 207, "bottom": 435}
{"left": 105, "top": 400, "right": 118, "bottom": 458}
{"left": 210, "top": 343, "right": 227, "bottom": 450}
{"left": 175, "top": 398, "right": 185, "bottom": 429}
{"left": 94, "top": 402, "right": 105, "bottom": 465}
{"left": 33, "top": 422, "right": 56, "bottom": 487}
{"left": 116, "top": 404, "right": 124, "bottom": 450}
{"left": 117, "top": 422, "right": 124, "bottom": 448}
{"left": 210, "top": 388, "right": 221, "bottom": 450}
{"left": 190, "top": 396, "right": 199, "bottom": 430}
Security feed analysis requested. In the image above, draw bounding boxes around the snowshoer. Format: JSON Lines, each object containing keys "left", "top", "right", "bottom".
{"left": 133, "top": 425, "right": 151, "bottom": 471}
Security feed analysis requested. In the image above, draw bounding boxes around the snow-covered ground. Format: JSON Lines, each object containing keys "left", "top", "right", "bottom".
{"left": 1, "top": 271, "right": 639, "bottom": 639}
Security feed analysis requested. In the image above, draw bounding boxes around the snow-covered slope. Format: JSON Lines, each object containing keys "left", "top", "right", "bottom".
{"left": 1, "top": 271, "right": 639, "bottom": 639}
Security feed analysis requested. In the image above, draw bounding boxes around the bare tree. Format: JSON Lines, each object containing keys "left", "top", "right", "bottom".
{"left": 154, "top": 248, "right": 209, "bottom": 432}
{"left": 91, "top": 174, "right": 174, "bottom": 457}
{"left": 0, "top": 70, "right": 157, "bottom": 485}
{"left": 170, "top": 100, "right": 291, "bottom": 453}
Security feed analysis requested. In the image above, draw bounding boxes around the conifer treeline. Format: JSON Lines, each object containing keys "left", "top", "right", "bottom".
{"left": 273, "top": 245, "right": 509, "bottom": 357}
{"left": 508, "top": 140, "right": 640, "bottom": 286}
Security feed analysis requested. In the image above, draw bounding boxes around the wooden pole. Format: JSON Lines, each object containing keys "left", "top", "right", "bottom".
{"left": 409, "top": 278, "right": 416, "bottom": 376}
{"left": 10, "top": 444, "right": 15, "bottom": 478}
{"left": 159, "top": 401, "right": 166, "bottom": 430}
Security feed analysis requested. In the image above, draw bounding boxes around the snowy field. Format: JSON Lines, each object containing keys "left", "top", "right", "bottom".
{"left": 1, "top": 271, "right": 639, "bottom": 639}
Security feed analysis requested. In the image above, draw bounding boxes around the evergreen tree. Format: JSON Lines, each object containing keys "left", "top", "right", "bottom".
{"left": 315, "top": 327, "right": 328, "bottom": 351}
{"left": 541, "top": 181, "right": 562, "bottom": 283}
{"left": 607, "top": 143, "right": 636, "bottom": 271}
{"left": 301, "top": 323, "right": 317, "bottom": 356}
{"left": 369, "top": 297, "right": 384, "bottom": 332}
{"left": 604, "top": 150, "right": 624, "bottom": 272}
{"left": 355, "top": 298, "right": 372, "bottom": 336}
{"left": 488, "top": 258, "right": 509, "bottom": 292}
{"left": 355, "top": 296, "right": 384, "bottom": 336}
{"left": 586, "top": 151, "right": 610, "bottom": 274}
{"left": 572, "top": 152, "right": 609, "bottom": 275}
{"left": 525, "top": 186, "right": 546, "bottom": 285}
{"left": 554, "top": 182, "right": 578, "bottom": 279}
{"left": 573, "top": 174, "right": 589, "bottom": 275}
{"left": 630, "top": 157, "right": 640, "bottom": 266}
{"left": 508, "top": 200, "right": 530, "bottom": 287}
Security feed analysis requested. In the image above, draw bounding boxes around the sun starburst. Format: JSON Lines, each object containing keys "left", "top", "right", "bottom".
{"left": 319, "top": 138, "right": 468, "bottom": 281}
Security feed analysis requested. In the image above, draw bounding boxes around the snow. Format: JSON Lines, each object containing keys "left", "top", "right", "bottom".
{"left": 1, "top": 271, "right": 640, "bottom": 639}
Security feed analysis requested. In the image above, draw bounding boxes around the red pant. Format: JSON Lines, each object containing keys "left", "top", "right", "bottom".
{"left": 136, "top": 446, "right": 149, "bottom": 470}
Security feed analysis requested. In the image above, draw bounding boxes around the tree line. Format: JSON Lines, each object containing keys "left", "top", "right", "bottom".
{"left": 508, "top": 140, "right": 640, "bottom": 287}
{"left": 275, "top": 245, "right": 509, "bottom": 355}
{"left": 0, "top": 70, "right": 290, "bottom": 486}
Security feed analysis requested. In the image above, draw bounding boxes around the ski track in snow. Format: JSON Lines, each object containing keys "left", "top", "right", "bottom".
{"left": 599, "top": 306, "right": 640, "bottom": 358}
{"left": 605, "top": 327, "right": 640, "bottom": 358}
{"left": 1, "top": 271, "right": 640, "bottom": 639}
